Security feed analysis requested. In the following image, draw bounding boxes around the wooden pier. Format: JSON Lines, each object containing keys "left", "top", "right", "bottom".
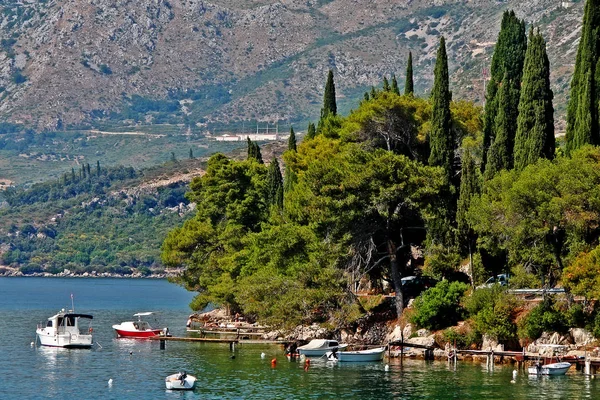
{"left": 149, "top": 335, "right": 290, "bottom": 345}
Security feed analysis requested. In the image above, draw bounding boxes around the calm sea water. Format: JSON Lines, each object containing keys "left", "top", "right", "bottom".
{"left": 0, "top": 277, "right": 598, "bottom": 399}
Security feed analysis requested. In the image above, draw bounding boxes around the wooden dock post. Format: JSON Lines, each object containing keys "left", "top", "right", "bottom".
{"left": 585, "top": 355, "right": 591, "bottom": 375}
{"left": 160, "top": 339, "right": 165, "bottom": 350}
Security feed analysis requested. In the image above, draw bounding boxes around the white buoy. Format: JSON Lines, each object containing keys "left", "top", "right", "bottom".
{"left": 261, "top": 352, "right": 266, "bottom": 359}
{"left": 30, "top": 341, "right": 34, "bottom": 347}
{"left": 510, "top": 369, "right": 517, "bottom": 383}
{"left": 108, "top": 378, "right": 113, "bottom": 387}
{"left": 384, "top": 364, "right": 390, "bottom": 372}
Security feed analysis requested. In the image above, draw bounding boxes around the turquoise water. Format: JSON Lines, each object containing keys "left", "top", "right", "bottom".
{"left": 0, "top": 277, "right": 598, "bottom": 399}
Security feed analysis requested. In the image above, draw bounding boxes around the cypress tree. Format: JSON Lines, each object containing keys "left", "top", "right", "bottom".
{"left": 189, "top": 148, "right": 194, "bottom": 159}
{"left": 86, "top": 163, "right": 91, "bottom": 177}
{"left": 513, "top": 28, "right": 555, "bottom": 171}
{"left": 566, "top": 0, "right": 600, "bottom": 155}
{"left": 363, "top": 92, "right": 370, "bottom": 102}
{"left": 170, "top": 152, "right": 176, "bottom": 162}
{"left": 391, "top": 74, "right": 400, "bottom": 95}
{"left": 370, "top": 86, "right": 377, "bottom": 99}
{"left": 305, "top": 122, "right": 316, "bottom": 140}
{"left": 485, "top": 74, "right": 516, "bottom": 179}
{"left": 96, "top": 160, "right": 101, "bottom": 176}
{"left": 288, "top": 127, "right": 297, "bottom": 152}
{"left": 284, "top": 165, "right": 297, "bottom": 193}
{"left": 71, "top": 168, "right": 76, "bottom": 181}
{"left": 482, "top": 10, "right": 527, "bottom": 173}
{"left": 322, "top": 69, "right": 337, "bottom": 117}
{"left": 383, "top": 76, "right": 391, "bottom": 92}
{"left": 405, "top": 51, "right": 414, "bottom": 95}
{"left": 82, "top": 165, "right": 86, "bottom": 179}
{"left": 429, "top": 37, "right": 453, "bottom": 183}
{"left": 266, "top": 157, "right": 283, "bottom": 208}
{"left": 456, "top": 146, "right": 481, "bottom": 283}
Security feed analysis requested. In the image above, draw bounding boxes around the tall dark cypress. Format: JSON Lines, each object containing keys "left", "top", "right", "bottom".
{"left": 405, "top": 51, "right": 414, "bottom": 95}
{"left": 456, "top": 146, "right": 481, "bottom": 283}
{"left": 391, "top": 74, "right": 400, "bottom": 95}
{"left": 305, "top": 122, "right": 316, "bottom": 140}
{"left": 322, "top": 69, "right": 337, "bottom": 117}
{"left": 266, "top": 157, "right": 283, "bottom": 208}
{"left": 482, "top": 10, "right": 527, "bottom": 173}
{"left": 566, "top": 0, "right": 600, "bottom": 155}
{"left": 288, "top": 127, "right": 297, "bottom": 151}
{"left": 383, "top": 76, "right": 391, "bottom": 92}
{"left": 485, "top": 74, "right": 516, "bottom": 179}
{"left": 513, "top": 28, "right": 555, "bottom": 171}
{"left": 247, "top": 137, "right": 263, "bottom": 163}
{"left": 429, "top": 37, "right": 453, "bottom": 183}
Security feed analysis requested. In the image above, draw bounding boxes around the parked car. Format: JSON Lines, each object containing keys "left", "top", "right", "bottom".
{"left": 478, "top": 274, "right": 510, "bottom": 289}
{"left": 401, "top": 275, "right": 439, "bottom": 299}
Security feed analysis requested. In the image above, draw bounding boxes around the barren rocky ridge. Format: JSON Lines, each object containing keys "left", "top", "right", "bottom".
{"left": 0, "top": 0, "right": 584, "bottom": 130}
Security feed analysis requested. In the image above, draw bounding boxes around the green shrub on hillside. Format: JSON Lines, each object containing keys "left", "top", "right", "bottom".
{"left": 517, "top": 297, "right": 568, "bottom": 340}
{"left": 410, "top": 280, "right": 470, "bottom": 331}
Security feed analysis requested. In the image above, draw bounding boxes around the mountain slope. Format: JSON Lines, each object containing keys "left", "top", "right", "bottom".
{"left": 0, "top": 1, "right": 583, "bottom": 131}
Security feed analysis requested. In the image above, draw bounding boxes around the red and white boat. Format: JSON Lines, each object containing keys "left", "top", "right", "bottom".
{"left": 112, "top": 312, "right": 168, "bottom": 338}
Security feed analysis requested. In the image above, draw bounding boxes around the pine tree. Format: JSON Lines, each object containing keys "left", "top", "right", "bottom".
{"left": 429, "top": 37, "right": 453, "bottom": 183}
{"left": 391, "top": 74, "right": 400, "bottom": 95}
{"left": 566, "top": 0, "right": 600, "bottom": 155}
{"left": 513, "top": 28, "right": 555, "bottom": 171}
{"left": 482, "top": 10, "right": 527, "bottom": 173}
{"left": 288, "top": 127, "right": 297, "bottom": 152}
{"left": 82, "top": 165, "right": 86, "bottom": 179}
{"left": 405, "top": 51, "right": 414, "bottom": 95}
{"left": 305, "top": 122, "right": 316, "bottom": 140}
{"left": 266, "top": 157, "right": 283, "bottom": 208}
{"left": 383, "top": 76, "right": 391, "bottom": 92}
{"left": 485, "top": 75, "right": 517, "bottom": 179}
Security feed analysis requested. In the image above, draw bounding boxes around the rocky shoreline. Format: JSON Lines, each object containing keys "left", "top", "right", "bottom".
{"left": 0, "top": 266, "right": 180, "bottom": 279}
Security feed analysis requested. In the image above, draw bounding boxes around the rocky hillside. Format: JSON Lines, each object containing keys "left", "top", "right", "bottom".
{"left": 0, "top": 0, "right": 584, "bottom": 131}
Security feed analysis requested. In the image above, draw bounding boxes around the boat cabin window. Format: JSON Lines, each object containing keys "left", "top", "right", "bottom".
{"left": 330, "top": 341, "right": 338, "bottom": 347}
{"left": 47, "top": 320, "right": 53, "bottom": 327}
{"left": 65, "top": 316, "right": 75, "bottom": 326}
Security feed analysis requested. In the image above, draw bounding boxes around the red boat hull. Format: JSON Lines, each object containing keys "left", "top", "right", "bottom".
{"left": 114, "top": 328, "right": 163, "bottom": 338}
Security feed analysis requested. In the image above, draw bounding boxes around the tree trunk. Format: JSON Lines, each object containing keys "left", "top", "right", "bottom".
{"left": 388, "top": 239, "right": 404, "bottom": 318}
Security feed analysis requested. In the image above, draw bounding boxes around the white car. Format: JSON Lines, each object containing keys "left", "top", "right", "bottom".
{"left": 478, "top": 274, "right": 509, "bottom": 289}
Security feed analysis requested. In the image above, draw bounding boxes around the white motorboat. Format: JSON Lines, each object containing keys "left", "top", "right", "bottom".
{"left": 297, "top": 339, "right": 348, "bottom": 357}
{"left": 528, "top": 361, "right": 571, "bottom": 376}
{"left": 165, "top": 372, "right": 196, "bottom": 390}
{"left": 36, "top": 309, "right": 94, "bottom": 348}
{"left": 112, "top": 312, "right": 168, "bottom": 338}
{"left": 326, "top": 346, "right": 386, "bottom": 362}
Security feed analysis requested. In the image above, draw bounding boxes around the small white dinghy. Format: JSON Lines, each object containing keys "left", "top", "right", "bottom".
{"left": 165, "top": 372, "right": 196, "bottom": 390}
{"left": 326, "top": 346, "right": 386, "bottom": 362}
{"left": 528, "top": 362, "right": 571, "bottom": 376}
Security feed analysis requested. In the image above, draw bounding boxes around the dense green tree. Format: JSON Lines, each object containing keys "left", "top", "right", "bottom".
{"left": 391, "top": 74, "right": 400, "bottom": 95}
{"left": 513, "top": 28, "right": 555, "bottom": 171}
{"left": 468, "top": 147, "right": 600, "bottom": 287}
{"left": 405, "top": 51, "right": 414, "bottom": 96}
{"left": 482, "top": 11, "right": 527, "bottom": 174}
{"left": 370, "top": 86, "right": 377, "bottom": 100}
{"left": 288, "top": 127, "right": 297, "bottom": 152}
{"left": 162, "top": 154, "right": 268, "bottom": 311}
{"left": 566, "top": 0, "right": 600, "bottom": 155}
{"left": 428, "top": 37, "right": 453, "bottom": 183}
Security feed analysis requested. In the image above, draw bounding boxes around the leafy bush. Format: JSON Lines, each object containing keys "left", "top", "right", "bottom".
{"left": 440, "top": 323, "right": 481, "bottom": 349}
{"left": 409, "top": 280, "right": 469, "bottom": 331}
{"left": 464, "top": 286, "right": 519, "bottom": 342}
{"left": 518, "top": 298, "right": 568, "bottom": 340}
